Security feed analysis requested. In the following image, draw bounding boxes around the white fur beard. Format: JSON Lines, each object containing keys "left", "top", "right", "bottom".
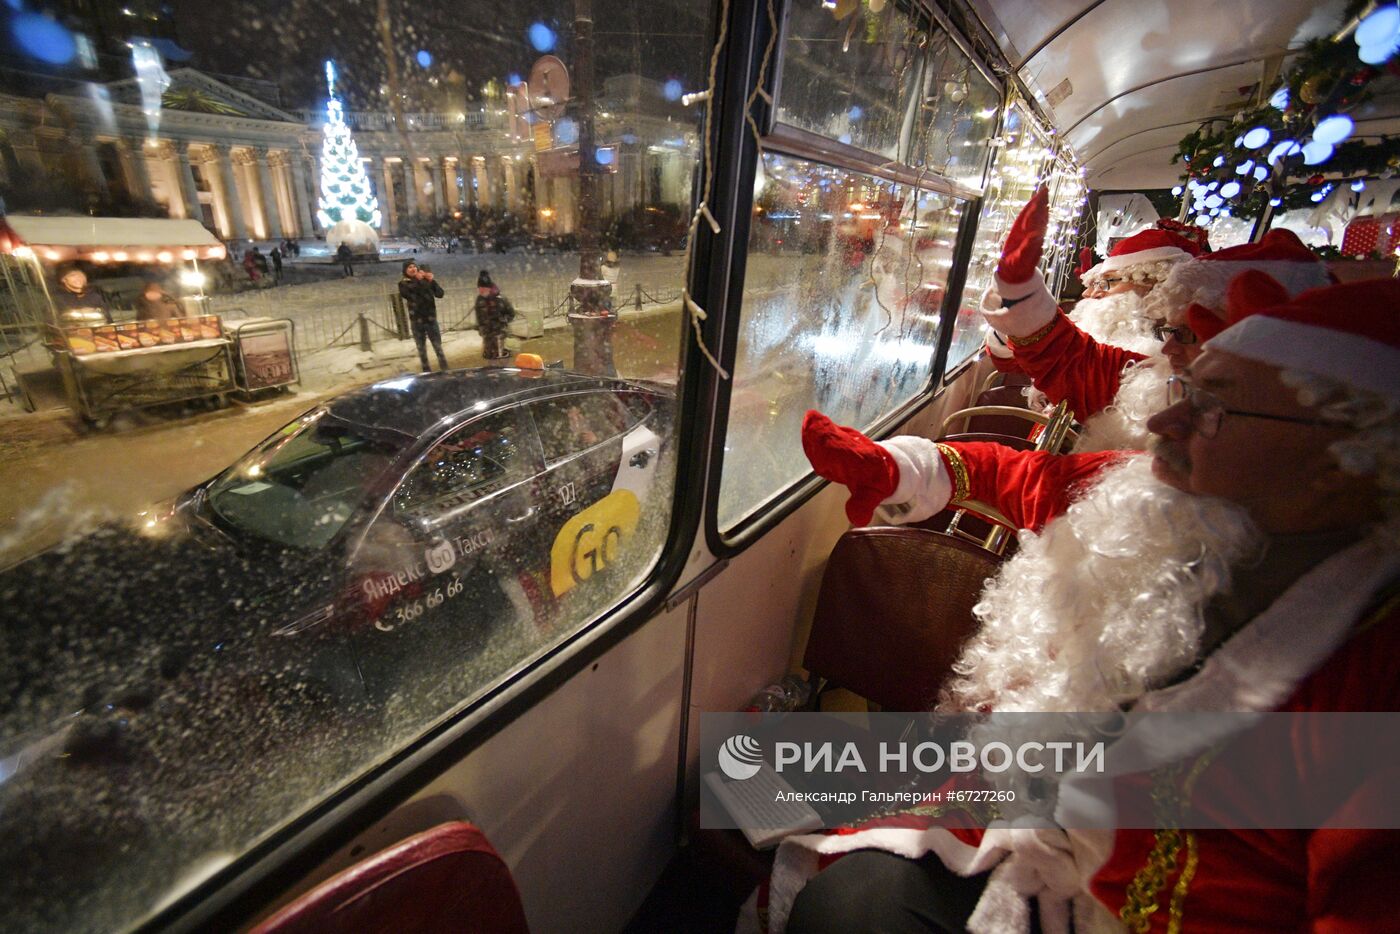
{"left": 940, "top": 455, "right": 1264, "bottom": 714}
{"left": 1067, "top": 294, "right": 1160, "bottom": 357}
{"left": 1071, "top": 357, "right": 1171, "bottom": 453}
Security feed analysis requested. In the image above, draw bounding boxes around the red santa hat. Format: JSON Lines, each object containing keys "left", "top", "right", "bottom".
{"left": 1079, "top": 228, "right": 1200, "bottom": 284}
{"left": 1143, "top": 229, "right": 1334, "bottom": 326}
{"left": 1205, "top": 277, "right": 1400, "bottom": 399}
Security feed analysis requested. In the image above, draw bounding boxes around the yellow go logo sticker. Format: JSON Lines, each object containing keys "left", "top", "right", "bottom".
{"left": 550, "top": 490, "right": 641, "bottom": 597}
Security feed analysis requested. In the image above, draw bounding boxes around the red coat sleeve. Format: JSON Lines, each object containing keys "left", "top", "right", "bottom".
{"left": 1011, "top": 315, "right": 1149, "bottom": 421}
{"left": 938, "top": 441, "right": 1131, "bottom": 532}
{"left": 988, "top": 349, "right": 1026, "bottom": 375}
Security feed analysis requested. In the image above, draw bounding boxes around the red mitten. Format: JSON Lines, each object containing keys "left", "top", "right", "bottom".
{"left": 801, "top": 410, "right": 899, "bottom": 526}
{"left": 996, "top": 187, "right": 1049, "bottom": 284}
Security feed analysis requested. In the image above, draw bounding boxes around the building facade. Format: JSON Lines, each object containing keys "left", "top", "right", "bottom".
{"left": 0, "top": 68, "right": 698, "bottom": 242}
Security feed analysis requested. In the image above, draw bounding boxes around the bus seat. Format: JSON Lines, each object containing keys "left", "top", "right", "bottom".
{"left": 248, "top": 822, "right": 529, "bottom": 934}
{"left": 802, "top": 527, "right": 1000, "bottom": 712}
{"left": 975, "top": 368, "right": 1032, "bottom": 399}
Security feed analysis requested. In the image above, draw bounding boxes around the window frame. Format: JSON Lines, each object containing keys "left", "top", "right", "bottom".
{"left": 143, "top": 1, "right": 1024, "bottom": 928}
{"left": 704, "top": 0, "right": 1003, "bottom": 556}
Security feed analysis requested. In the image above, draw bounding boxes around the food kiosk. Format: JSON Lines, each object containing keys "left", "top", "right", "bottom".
{"left": 0, "top": 216, "right": 240, "bottom": 422}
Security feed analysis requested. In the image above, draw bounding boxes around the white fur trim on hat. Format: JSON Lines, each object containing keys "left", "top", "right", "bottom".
{"left": 1205, "top": 315, "right": 1400, "bottom": 398}
{"left": 1080, "top": 247, "right": 1190, "bottom": 282}
{"left": 1142, "top": 258, "right": 1332, "bottom": 326}
{"left": 981, "top": 272, "right": 1057, "bottom": 338}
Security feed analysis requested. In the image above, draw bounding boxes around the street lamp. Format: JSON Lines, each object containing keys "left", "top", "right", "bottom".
{"left": 565, "top": 0, "right": 617, "bottom": 377}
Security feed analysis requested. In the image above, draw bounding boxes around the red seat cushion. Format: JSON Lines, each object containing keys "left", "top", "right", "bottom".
{"left": 250, "top": 822, "right": 529, "bottom": 934}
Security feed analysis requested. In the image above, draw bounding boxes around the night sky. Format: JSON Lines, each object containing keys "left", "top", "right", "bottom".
{"left": 167, "top": 0, "right": 714, "bottom": 111}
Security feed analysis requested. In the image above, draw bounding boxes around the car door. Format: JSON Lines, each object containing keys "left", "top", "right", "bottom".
{"left": 343, "top": 405, "right": 545, "bottom": 702}
{"left": 526, "top": 390, "right": 653, "bottom": 600}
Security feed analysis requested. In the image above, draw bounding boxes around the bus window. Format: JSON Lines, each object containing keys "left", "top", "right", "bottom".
{"left": 948, "top": 102, "right": 1057, "bottom": 372}
{"left": 718, "top": 153, "right": 966, "bottom": 531}
{"left": 774, "top": 0, "right": 998, "bottom": 181}
{"left": 0, "top": 0, "right": 709, "bottom": 929}
{"left": 905, "top": 29, "right": 1000, "bottom": 187}
{"left": 775, "top": 0, "right": 933, "bottom": 163}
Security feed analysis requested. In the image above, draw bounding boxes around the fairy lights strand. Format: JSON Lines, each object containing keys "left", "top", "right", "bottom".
{"left": 680, "top": 0, "right": 732, "bottom": 380}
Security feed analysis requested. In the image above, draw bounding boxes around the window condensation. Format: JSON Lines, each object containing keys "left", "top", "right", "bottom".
{"left": 0, "top": 0, "right": 707, "bottom": 929}
{"left": 777, "top": 1, "right": 928, "bottom": 161}
{"left": 718, "top": 154, "right": 966, "bottom": 531}
{"left": 948, "top": 104, "right": 1055, "bottom": 372}
{"left": 776, "top": 1, "right": 997, "bottom": 177}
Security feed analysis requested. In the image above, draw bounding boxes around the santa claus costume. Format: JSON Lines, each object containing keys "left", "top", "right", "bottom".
{"left": 745, "top": 279, "right": 1400, "bottom": 934}
{"left": 981, "top": 191, "right": 1330, "bottom": 452}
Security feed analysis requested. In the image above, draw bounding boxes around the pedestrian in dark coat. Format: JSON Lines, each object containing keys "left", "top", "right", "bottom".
{"left": 336, "top": 242, "right": 354, "bottom": 277}
{"left": 398, "top": 260, "right": 449, "bottom": 371}
{"left": 473, "top": 269, "right": 516, "bottom": 365}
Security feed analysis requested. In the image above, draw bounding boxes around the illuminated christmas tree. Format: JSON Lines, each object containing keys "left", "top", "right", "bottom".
{"left": 316, "top": 61, "right": 381, "bottom": 228}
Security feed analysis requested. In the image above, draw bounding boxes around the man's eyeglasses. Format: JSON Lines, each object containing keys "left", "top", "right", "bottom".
{"left": 1164, "top": 376, "right": 1335, "bottom": 439}
{"left": 1152, "top": 323, "right": 1198, "bottom": 344}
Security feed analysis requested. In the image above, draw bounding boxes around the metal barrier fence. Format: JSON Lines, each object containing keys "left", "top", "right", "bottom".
{"left": 210, "top": 279, "right": 684, "bottom": 353}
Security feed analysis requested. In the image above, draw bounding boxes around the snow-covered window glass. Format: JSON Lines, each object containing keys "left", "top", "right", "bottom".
{"left": 0, "top": 0, "right": 707, "bottom": 927}
{"left": 776, "top": 0, "right": 929, "bottom": 161}
{"left": 775, "top": 2, "right": 997, "bottom": 179}
{"left": 718, "top": 153, "right": 966, "bottom": 531}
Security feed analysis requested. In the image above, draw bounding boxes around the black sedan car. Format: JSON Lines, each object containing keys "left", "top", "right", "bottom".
{"left": 0, "top": 368, "right": 672, "bottom": 931}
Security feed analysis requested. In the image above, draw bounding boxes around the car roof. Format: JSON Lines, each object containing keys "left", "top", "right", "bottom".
{"left": 324, "top": 368, "right": 632, "bottom": 440}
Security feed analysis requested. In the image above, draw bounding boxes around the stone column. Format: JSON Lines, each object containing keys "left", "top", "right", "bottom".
{"left": 408, "top": 159, "right": 430, "bottom": 215}
{"left": 474, "top": 157, "right": 493, "bottom": 208}
{"left": 116, "top": 139, "right": 153, "bottom": 204}
{"left": 431, "top": 157, "right": 448, "bottom": 213}
{"left": 174, "top": 143, "right": 202, "bottom": 221}
{"left": 252, "top": 149, "right": 283, "bottom": 239}
{"left": 289, "top": 154, "right": 315, "bottom": 237}
{"left": 209, "top": 144, "right": 248, "bottom": 241}
{"left": 402, "top": 159, "right": 420, "bottom": 217}
{"left": 380, "top": 159, "right": 400, "bottom": 234}
{"left": 502, "top": 157, "right": 519, "bottom": 212}
{"left": 267, "top": 151, "right": 296, "bottom": 237}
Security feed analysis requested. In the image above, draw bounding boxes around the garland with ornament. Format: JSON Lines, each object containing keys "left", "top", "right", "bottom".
{"left": 1170, "top": 0, "right": 1400, "bottom": 228}
{"left": 316, "top": 61, "right": 382, "bottom": 229}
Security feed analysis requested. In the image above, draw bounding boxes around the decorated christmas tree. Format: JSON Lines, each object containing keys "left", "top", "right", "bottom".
{"left": 316, "top": 61, "right": 382, "bottom": 229}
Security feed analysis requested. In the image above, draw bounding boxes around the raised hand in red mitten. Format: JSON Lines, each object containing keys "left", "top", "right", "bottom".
{"left": 801, "top": 410, "right": 899, "bottom": 526}
{"left": 996, "top": 186, "right": 1049, "bottom": 284}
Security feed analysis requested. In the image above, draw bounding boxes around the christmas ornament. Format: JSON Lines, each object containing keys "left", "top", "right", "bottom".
{"left": 1308, "top": 174, "right": 1324, "bottom": 185}
{"left": 1299, "top": 73, "right": 1327, "bottom": 105}
{"left": 317, "top": 61, "right": 382, "bottom": 229}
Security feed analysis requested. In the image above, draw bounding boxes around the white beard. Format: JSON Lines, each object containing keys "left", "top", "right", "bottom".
{"left": 1070, "top": 357, "right": 1171, "bottom": 453}
{"left": 1067, "top": 293, "right": 1161, "bottom": 358}
{"left": 939, "top": 455, "right": 1264, "bottom": 714}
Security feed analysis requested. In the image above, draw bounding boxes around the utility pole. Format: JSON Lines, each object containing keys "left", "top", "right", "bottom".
{"left": 567, "top": 0, "right": 617, "bottom": 376}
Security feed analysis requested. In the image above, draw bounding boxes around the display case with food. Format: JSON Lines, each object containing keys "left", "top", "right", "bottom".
{"left": 1, "top": 217, "right": 238, "bottom": 422}
{"left": 60, "top": 316, "right": 224, "bottom": 356}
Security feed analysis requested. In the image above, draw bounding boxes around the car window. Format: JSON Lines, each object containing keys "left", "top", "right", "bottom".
{"left": 394, "top": 409, "right": 533, "bottom": 523}
{"left": 532, "top": 392, "right": 633, "bottom": 463}
{"left": 206, "top": 409, "right": 405, "bottom": 549}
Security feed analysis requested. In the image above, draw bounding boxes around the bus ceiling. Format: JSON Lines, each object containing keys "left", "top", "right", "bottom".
{"left": 966, "top": 0, "right": 1400, "bottom": 189}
